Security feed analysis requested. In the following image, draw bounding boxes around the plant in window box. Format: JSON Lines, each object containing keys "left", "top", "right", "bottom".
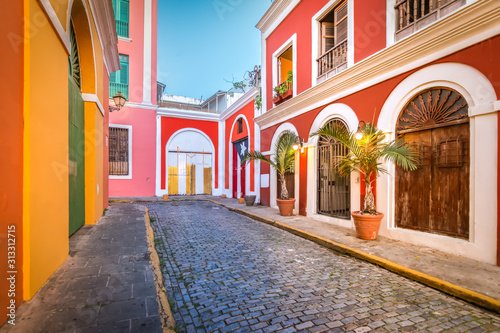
{"left": 242, "top": 130, "right": 299, "bottom": 216}
{"left": 311, "top": 121, "right": 417, "bottom": 240}
{"left": 272, "top": 86, "right": 283, "bottom": 105}
{"left": 280, "top": 71, "right": 293, "bottom": 101}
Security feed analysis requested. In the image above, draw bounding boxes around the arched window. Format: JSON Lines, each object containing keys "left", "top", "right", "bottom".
{"left": 317, "top": 119, "right": 350, "bottom": 219}
{"left": 395, "top": 87, "right": 470, "bottom": 239}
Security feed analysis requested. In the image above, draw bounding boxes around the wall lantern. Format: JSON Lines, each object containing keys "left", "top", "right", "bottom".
{"left": 293, "top": 138, "right": 305, "bottom": 153}
{"left": 109, "top": 91, "right": 127, "bottom": 112}
{"left": 355, "top": 120, "right": 366, "bottom": 140}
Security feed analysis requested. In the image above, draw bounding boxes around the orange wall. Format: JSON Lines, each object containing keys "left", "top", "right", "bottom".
{"left": 0, "top": 0, "right": 24, "bottom": 326}
{"left": 224, "top": 100, "right": 256, "bottom": 192}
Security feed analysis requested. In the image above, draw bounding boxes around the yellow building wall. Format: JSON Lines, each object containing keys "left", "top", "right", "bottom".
{"left": 24, "top": 0, "right": 70, "bottom": 299}
{"left": 49, "top": 0, "right": 70, "bottom": 30}
{"left": 23, "top": 0, "right": 109, "bottom": 299}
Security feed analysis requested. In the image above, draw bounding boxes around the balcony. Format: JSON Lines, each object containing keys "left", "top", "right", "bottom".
{"left": 395, "top": 0, "right": 465, "bottom": 41}
{"left": 116, "top": 20, "right": 129, "bottom": 38}
{"left": 110, "top": 83, "right": 128, "bottom": 100}
{"left": 317, "top": 40, "right": 348, "bottom": 83}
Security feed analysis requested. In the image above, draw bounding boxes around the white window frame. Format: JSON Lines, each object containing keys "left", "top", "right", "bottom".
{"left": 311, "top": 0, "right": 354, "bottom": 86}
{"left": 109, "top": 124, "right": 133, "bottom": 180}
{"left": 272, "top": 34, "right": 297, "bottom": 102}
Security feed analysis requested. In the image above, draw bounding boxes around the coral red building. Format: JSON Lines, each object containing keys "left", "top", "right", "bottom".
{"left": 255, "top": 0, "right": 500, "bottom": 265}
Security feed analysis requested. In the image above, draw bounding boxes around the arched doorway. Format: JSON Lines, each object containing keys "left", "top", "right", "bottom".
{"left": 395, "top": 87, "right": 470, "bottom": 239}
{"left": 167, "top": 130, "right": 213, "bottom": 195}
{"left": 317, "top": 119, "right": 350, "bottom": 219}
{"left": 68, "top": 22, "right": 85, "bottom": 236}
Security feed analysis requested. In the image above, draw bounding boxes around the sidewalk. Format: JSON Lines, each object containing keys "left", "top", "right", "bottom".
{"left": 1, "top": 203, "right": 163, "bottom": 333}
{"left": 112, "top": 195, "right": 500, "bottom": 314}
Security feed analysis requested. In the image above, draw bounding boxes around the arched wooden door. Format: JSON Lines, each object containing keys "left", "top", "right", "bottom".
{"left": 317, "top": 119, "right": 350, "bottom": 219}
{"left": 395, "top": 88, "right": 470, "bottom": 239}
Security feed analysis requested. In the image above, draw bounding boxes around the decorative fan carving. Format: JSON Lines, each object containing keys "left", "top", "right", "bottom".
{"left": 396, "top": 88, "right": 468, "bottom": 133}
{"left": 69, "top": 23, "right": 81, "bottom": 90}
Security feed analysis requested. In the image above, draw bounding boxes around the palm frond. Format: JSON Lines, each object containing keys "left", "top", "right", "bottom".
{"left": 242, "top": 150, "right": 278, "bottom": 170}
{"left": 381, "top": 140, "right": 418, "bottom": 171}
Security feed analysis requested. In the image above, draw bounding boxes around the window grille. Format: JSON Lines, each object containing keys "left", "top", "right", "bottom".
{"left": 109, "top": 127, "right": 129, "bottom": 176}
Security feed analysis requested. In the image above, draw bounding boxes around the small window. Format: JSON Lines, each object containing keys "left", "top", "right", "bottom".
{"left": 109, "top": 127, "right": 130, "bottom": 176}
{"left": 237, "top": 118, "right": 243, "bottom": 134}
{"left": 110, "top": 54, "right": 129, "bottom": 100}
{"left": 112, "top": 0, "right": 129, "bottom": 38}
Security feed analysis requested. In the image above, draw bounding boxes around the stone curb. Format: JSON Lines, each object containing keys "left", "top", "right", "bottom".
{"left": 143, "top": 207, "right": 176, "bottom": 333}
{"left": 113, "top": 198, "right": 500, "bottom": 315}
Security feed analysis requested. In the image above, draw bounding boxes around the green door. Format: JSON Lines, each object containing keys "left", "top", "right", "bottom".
{"left": 68, "top": 77, "right": 85, "bottom": 236}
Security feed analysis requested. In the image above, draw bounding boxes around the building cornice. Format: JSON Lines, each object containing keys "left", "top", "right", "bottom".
{"left": 255, "top": 0, "right": 500, "bottom": 129}
{"left": 157, "top": 108, "right": 220, "bottom": 122}
{"left": 88, "top": 0, "right": 120, "bottom": 74}
{"left": 220, "top": 87, "right": 259, "bottom": 121}
{"left": 256, "top": 0, "right": 301, "bottom": 38}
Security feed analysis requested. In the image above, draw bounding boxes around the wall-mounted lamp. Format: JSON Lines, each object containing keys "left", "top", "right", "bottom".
{"left": 293, "top": 138, "right": 305, "bottom": 153}
{"left": 109, "top": 91, "right": 127, "bottom": 112}
{"left": 355, "top": 120, "right": 366, "bottom": 140}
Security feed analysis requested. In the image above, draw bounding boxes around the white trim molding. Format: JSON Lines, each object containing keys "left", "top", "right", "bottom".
{"left": 109, "top": 124, "right": 133, "bottom": 180}
{"left": 306, "top": 103, "right": 360, "bottom": 227}
{"left": 268, "top": 122, "right": 300, "bottom": 214}
{"left": 157, "top": 108, "right": 219, "bottom": 122}
{"left": 220, "top": 87, "right": 259, "bottom": 121}
{"left": 255, "top": 0, "right": 500, "bottom": 130}
{"left": 256, "top": 0, "right": 301, "bottom": 39}
{"left": 228, "top": 115, "right": 252, "bottom": 199}
{"left": 38, "top": 0, "right": 70, "bottom": 54}
{"left": 82, "top": 93, "right": 105, "bottom": 116}
{"left": 143, "top": 0, "right": 153, "bottom": 105}
{"left": 377, "top": 62, "right": 498, "bottom": 264}
{"left": 272, "top": 34, "right": 298, "bottom": 104}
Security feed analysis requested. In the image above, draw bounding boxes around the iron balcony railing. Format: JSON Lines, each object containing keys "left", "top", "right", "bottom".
{"left": 110, "top": 83, "right": 128, "bottom": 100}
{"left": 116, "top": 20, "right": 129, "bottom": 38}
{"left": 317, "top": 39, "right": 348, "bottom": 79}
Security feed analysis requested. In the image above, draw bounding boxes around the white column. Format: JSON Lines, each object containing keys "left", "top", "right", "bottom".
{"left": 143, "top": 0, "right": 152, "bottom": 105}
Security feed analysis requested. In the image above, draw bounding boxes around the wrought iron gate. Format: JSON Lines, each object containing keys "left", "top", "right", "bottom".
{"left": 317, "top": 120, "right": 350, "bottom": 219}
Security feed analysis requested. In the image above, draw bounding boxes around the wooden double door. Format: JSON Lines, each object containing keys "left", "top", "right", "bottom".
{"left": 396, "top": 123, "right": 470, "bottom": 239}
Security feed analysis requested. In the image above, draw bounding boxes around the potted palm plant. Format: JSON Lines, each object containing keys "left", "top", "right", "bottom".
{"left": 242, "top": 130, "right": 299, "bottom": 216}
{"left": 311, "top": 121, "right": 417, "bottom": 240}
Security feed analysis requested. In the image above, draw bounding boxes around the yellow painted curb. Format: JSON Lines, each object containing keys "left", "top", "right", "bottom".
{"left": 144, "top": 207, "right": 176, "bottom": 333}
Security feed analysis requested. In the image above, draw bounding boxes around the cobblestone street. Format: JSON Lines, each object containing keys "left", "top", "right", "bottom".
{"left": 147, "top": 201, "right": 500, "bottom": 333}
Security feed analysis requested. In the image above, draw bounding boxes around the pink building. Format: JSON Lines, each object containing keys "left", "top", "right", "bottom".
{"left": 108, "top": 0, "right": 158, "bottom": 197}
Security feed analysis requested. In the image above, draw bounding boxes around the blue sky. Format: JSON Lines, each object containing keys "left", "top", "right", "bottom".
{"left": 156, "top": 0, "right": 271, "bottom": 100}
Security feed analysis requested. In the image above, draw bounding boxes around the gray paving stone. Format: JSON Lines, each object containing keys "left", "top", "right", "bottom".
{"left": 146, "top": 201, "right": 500, "bottom": 333}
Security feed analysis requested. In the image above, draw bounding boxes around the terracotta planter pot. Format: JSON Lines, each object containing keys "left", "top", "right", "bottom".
{"left": 276, "top": 198, "right": 296, "bottom": 216}
{"left": 351, "top": 211, "right": 384, "bottom": 240}
{"left": 272, "top": 95, "right": 282, "bottom": 105}
{"left": 244, "top": 195, "right": 256, "bottom": 206}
